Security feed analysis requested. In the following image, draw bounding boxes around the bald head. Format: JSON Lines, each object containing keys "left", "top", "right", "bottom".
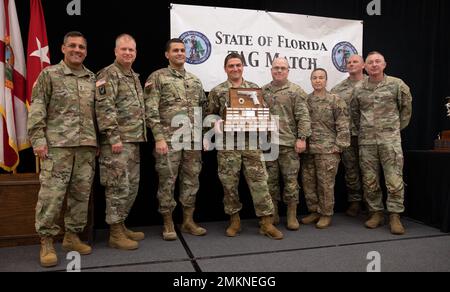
{"left": 346, "top": 54, "right": 365, "bottom": 80}
{"left": 271, "top": 57, "right": 290, "bottom": 85}
{"left": 272, "top": 57, "right": 289, "bottom": 68}
{"left": 349, "top": 54, "right": 364, "bottom": 63}
{"left": 115, "top": 34, "right": 136, "bottom": 48}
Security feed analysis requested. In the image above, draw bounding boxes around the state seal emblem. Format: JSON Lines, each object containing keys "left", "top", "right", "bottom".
{"left": 179, "top": 31, "right": 212, "bottom": 65}
{"left": 332, "top": 42, "right": 358, "bottom": 73}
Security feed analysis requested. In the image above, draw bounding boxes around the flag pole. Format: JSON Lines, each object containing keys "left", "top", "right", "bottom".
{"left": 35, "top": 156, "right": 40, "bottom": 174}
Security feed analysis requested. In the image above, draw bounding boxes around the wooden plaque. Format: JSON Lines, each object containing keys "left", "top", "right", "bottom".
{"left": 229, "top": 88, "right": 264, "bottom": 108}
{"left": 224, "top": 88, "right": 276, "bottom": 132}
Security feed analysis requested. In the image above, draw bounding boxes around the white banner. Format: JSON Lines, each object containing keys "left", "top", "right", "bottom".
{"left": 170, "top": 4, "right": 363, "bottom": 92}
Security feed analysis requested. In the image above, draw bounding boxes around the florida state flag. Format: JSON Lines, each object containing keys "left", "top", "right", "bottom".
{"left": 1, "top": 0, "right": 29, "bottom": 172}
{"left": 26, "top": 0, "right": 50, "bottom": 105}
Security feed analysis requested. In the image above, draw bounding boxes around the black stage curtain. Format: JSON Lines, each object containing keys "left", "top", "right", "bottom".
{"left": 404, "top": 151, "right": 450, "bottom": 233}
{"left": 8, "top": 0, "right": 450, "bottom": 228}
{"left": 14, "top": 0, "right": 450, "bottom": 150}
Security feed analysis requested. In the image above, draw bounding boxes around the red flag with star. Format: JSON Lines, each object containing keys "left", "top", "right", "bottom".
{"left": 26, "top": 0, "right": 50, "bottom": 106}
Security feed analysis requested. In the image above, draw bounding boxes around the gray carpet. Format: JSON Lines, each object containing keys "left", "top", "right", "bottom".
{"left": 197, "top": 236, "right": 450, "bottom": 272}
{"left": 0, "top": 214, "right": 449, "bottom": 272}
{"left": 0, "top": 225, "right": 189, "bottom": 272}
{"left": 182, "top": 214, "right": 445, "bottom": 258}
{"left": 87, "top": 261, "right": 195, "bottom": 272}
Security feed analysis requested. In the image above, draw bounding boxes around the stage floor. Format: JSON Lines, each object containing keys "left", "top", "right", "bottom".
{"left": 1, "top": 213, "right": 449, "bottom": 272}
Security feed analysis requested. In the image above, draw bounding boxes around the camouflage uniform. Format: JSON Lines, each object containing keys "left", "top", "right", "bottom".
{"left": 331, "top": 78, "right": 364, "bottom": 203}
{"left": 351, "top": 75, "right": 412, "bottom": 214}
{"left": 206, "top": 80, "right": 274, "bottom": 217}
{"left": 145, "top": 66, "right": 206, "bottom": 214}
{"left": 301, "top": 92, "right": 350, "bottom": 216}
{"left": 262, "top": 81, "right": 311, "bottom": 204}
{"left": 28, "top": 60, "right": 97, "bottom": 237}
{"left": 95, "top": 62, "right": 146, "bottom": 225}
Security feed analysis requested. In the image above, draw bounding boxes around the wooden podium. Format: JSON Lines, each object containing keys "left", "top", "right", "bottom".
{"left": 434, "top": 130, "right": 450, "bottom": 152}
{"left": 0, "top": 174, "right": 94, "bottom": 247}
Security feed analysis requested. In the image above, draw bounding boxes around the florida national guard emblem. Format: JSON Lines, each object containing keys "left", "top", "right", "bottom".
{"left": 332, "top": 42, "right": 358, "bottom": 73}
{"left": 179, "top": 31, "right": 212, "bottom": 65}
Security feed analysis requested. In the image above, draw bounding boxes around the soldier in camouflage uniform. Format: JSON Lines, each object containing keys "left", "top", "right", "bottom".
{"left": 262, "top": 57, "right": 311, "bottom": 231}
{"left": 206, "top": 52, "right": 283, "bottom": 239}
{"left": 95, "top": 34, "right": 146, "bottom": 250}
{"left": 144, "top": 38, "right": 207, "bottom": 241}
{"left": 351, "top": 51, "right": 412, "bottom": 235}
{"left": 28, "top": 32, "right": 96, "bottom": 267}
{"left": 331, "top": 54, "right": 365, "bottom": 217}
{"left": 301, "top": 68, "right": 350, "bottom": 229}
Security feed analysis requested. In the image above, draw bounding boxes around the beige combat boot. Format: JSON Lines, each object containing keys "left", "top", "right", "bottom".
{"left": 272, "top": 200, "right": 280, "bottom": 225}
{"left": 301, "top": 212, "right": 321, "bottom": 225}
{"left": 40, "top": 237, "right": 57, "bottom": 267}
{"left": 365, "top": 212, "right": 385, "bottom": 229}
{"left": 346, "top": 201, "right": 361, "bottom": 217}
{"left": 226, "top": 213, "right": 241, "bottom": 237}
{"left": 109, "top": 223, "right": 139, "bottom": 250}
{"left": 180, "top": 207, "right": 207, "bottom": 236}
{"left": 259, "top": 216, "right": 284, "bottom": 240}
{"left": 162, "top": 213, "right": 177, "bottom": 241}
{"left": 286, "top": 202, "right": 300, "bottom": 230}
{"left": 121, "top": 223, "right": 145, "bottom": 241}
{"left": 62, "top": 232, "right": 92, "bottom": 255}
{"left": 389, "top": 214, "right": 405, "bottom": 235}
{"left": 316, "top": 216, "right": 332, "bottom": 229}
